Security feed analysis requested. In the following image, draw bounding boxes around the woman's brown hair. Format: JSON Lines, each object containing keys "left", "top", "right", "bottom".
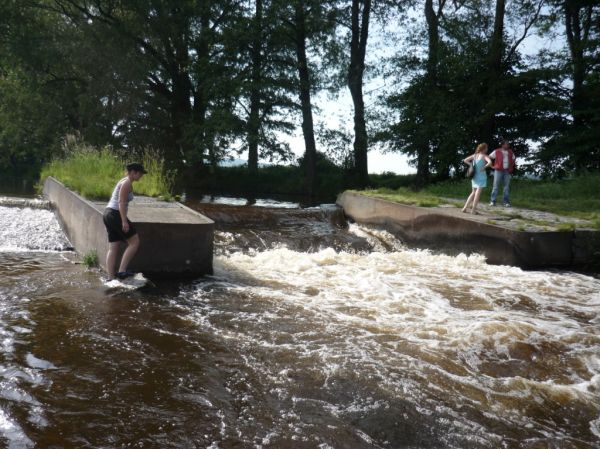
{"left": 475, "top": 143, "right": 488, "bottom": 153}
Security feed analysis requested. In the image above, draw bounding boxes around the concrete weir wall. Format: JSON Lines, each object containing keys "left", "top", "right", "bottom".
{"left": 337, "top": 191, "right": 600, "bottom": 269}
{"left": 44, "top": 177, "right": 214, "bottom": 277}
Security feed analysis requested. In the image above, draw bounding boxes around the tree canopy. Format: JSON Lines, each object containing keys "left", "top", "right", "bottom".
{"left": 0, "top": 0, "right": 598, "bottom": 188}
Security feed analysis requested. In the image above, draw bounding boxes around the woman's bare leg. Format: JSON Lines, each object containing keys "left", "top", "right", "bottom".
{"left": 462, "top": 189, "right": 476, "bottom": 212}
{"left": 106, "top": 242, "right": 121, "bottom": 280}
{"left": 471, "top": 188, "right": 483, "bottom": 213}
{"left": 118, "top": 234, "right": 140, "bottom": 273}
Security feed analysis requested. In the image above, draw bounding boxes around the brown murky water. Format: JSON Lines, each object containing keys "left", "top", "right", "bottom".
{"left": 0, "top": 198, "right": 599, "bottom": 448}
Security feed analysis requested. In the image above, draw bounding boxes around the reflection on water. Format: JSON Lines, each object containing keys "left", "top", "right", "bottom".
{"left": 189, "top": 194, "right": 301, "bottom": 209}
{"left": 182, "top": 189, "right": 330, "bottom": 209}
{"left": 0, "top": 197, "right": 599, "bottom": 448}
{"left": 0, "top": 178, "right": 36, "bottom": 198}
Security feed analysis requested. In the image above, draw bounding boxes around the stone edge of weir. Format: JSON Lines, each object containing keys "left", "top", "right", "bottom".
{"left": 337, "top": 190, "right": 600, "bottom": 270}
{"left": 43, "top": 176, "right": 214, "bottom": 278}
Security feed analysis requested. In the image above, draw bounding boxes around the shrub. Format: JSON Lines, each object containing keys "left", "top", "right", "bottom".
{"left": 82, "top": 249, "right": 99, "bottom": 268}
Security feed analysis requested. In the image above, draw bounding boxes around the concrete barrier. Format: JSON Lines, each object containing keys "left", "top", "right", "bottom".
{"left": 44, "top": 177, "right": 214, "bottom": 277}
{"left": 337, "top": 191, "right": 600, "bottom": 269}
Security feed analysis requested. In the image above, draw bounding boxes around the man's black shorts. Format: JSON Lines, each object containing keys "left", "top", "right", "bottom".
{"left": 103, "top": 208, "right": 137, "bottom": 243}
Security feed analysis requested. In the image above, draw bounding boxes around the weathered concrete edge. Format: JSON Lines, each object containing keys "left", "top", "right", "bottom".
{"left": 43, "top": 176, "right": 110, "bottom": 266}
{"left": 337, "top": 191, "right": 600, "bottom": 269}
{"left": 43, "top": 176, "right": 215, "bottom": 278}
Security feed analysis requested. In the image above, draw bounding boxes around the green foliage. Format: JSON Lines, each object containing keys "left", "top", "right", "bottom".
{"left": 375, "top": 0, "right": 600, "bottom": 181}
{"left": 369, "top": 172, "right": 417, "bottom": 190}
{"left": 0, "top": 68, "right": 64, "bottom": 174}
{"left": 188, "top": 151, "right": 344, "bottom": 199}
{"left": 556, "top": 223, "right": 576, "bottom": 232}
{"left": 82, "top": 249, "right": 99, "bottom": 269}
{"left": 40, "top": 141, "right": 175, "bottom": 200}
{"left": 186, "top": 160, "right": 418, "bottom": 199}
{"left": 0, "top": 0, "right": 598, "bottom": 195}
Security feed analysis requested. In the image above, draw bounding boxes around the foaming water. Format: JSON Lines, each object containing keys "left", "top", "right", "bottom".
{"left": 178, "top": 244, "right": 600, "bottom": 447}
{"left": 0, "top": 197, "right": 51, "bottom": 210}
{"left": 0, "top": 204, "right": 71, "bottom": 252}
{"left": 0, "top": 198, "right": 598, "bottom": 448}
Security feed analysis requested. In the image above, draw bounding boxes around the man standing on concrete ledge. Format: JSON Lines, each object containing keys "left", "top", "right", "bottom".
{"left": 489, "top": 140, "right": 515, "bottom": 207}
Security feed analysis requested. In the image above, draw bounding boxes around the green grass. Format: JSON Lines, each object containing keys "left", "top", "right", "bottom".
{"left": 40, "top": 143, "right": 175, "bottom": 200}
{"left": 362, "top": 174, "right": 600, "bottom": 220}
{"left": 82, "top": 249, "right": 99, "bottom": 268}
{"left": 556, "top": 222, "right": 577, "bottom": 232}
{"left": 359, "top": 187, "right": 442, "bottom": 207}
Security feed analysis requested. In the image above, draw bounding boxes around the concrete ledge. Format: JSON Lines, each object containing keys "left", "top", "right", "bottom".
{"left": 337, "top": 191, "right": 600, "bottom": 269}
{"left": 43, "top": 177, "right": 214, "bottom": 277}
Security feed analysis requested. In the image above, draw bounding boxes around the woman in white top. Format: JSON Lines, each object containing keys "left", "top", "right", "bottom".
{"left": 102, "top": 163, "right": 146, "bottom": 280}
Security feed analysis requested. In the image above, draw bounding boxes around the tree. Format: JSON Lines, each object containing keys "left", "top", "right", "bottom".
{"left": 34, "top": 0, "right": 247, "bottom": 169}
{"left": 293, "top": 0, "right": 319, "bottom": 196}
{"left": 347, "top": 0, "right": 371, "bottom": 187}
{"left": 533, "top": 0, "right": 600, "bottom": 174}
{"left": 271, "top": 0, "right": 338, "bottom": 196}
{"left": 563, "top": 0, "right": 600, "bottom": 170}
{"left": 377, "top": 0, "right": 553, "bottom": 183}
{"left": 247, "top": 0, "right": 264, "bottom": 175}
{"left": 239, "top": 0, "right": 296, "bottom": 175}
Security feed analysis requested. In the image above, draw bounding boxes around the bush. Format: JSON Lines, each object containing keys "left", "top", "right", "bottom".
{"left": 82, "top": 249, "right": 99, "bottom": 268}
{"left": 40, "top": 140, "right": 175, "bottom": 200}
{"left": 186, "top": 157, "right": 344, "bottom": 200}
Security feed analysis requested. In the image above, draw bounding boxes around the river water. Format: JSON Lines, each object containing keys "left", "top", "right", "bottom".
{"left": 0, "top": 195, "right": 599, "bottom": 449}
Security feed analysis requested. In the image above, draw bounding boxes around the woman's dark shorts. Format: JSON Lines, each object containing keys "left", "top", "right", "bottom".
{"left": 103, "top": 208, "right": 137, "bottom": 243}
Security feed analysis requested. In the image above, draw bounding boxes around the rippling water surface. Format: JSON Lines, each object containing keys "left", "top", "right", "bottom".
{"left": 0, "top": 196, "right": 598, "bottom": 448}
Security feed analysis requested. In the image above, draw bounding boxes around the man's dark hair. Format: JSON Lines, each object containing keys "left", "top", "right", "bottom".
{"left": 500, "top": 139, "right": 509, "bottom": 146}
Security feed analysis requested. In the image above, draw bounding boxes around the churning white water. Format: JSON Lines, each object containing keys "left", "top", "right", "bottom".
{"left": 181, "top": 231, "right": 600, "bottom": 447}
{"left": 0, "top": 197, "right": 598, "bottom": 448}
{"left": 0, "top": 205, "right": 70, "bottom": 252}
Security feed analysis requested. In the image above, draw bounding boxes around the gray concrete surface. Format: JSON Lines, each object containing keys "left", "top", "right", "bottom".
{"left": 337, "top": 191, "right": 600, "bottom": 269}
{"left": 44, "top": 177, "right": 214, "bottom": 277}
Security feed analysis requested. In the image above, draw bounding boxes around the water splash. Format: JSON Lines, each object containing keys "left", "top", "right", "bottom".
{"left": 0, "top": 197, "right": 51, "bottom": 210}
{"left": 179, "top": 245, "right": 600, "bottom": 447}
{"left": 0, "top": 205, "right": 70, "bottom": 252}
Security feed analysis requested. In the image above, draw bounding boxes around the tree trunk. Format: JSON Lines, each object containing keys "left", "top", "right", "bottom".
{"left": 416, "top": 0, "right": 441, "bottom": 186}
{"left": 191, "top": 11, "right": 211, "bottom": 170}
{"left": 158, "top": 8, "right": 193, "bottom": 168}
{"left": 566, "top": 1, "right": 583, "bottom": 125}
{"left": 294, "top": 1, "right": 317, "bottom": 197}
{"left": 347, "top": 0, "right": 371, "bottom": 188}
{"left": 171, "top": 68, "right": 192, "bottom": 167}
{"left": 482, "top": 0, "right": 505, "bottom": 147}
{"left": 425, "top": 0, "right": 439, "bottom": 85}
{"left": 247, "top": 0, "right": 263, "bottom": 175}
{"left": 416, "top": 145, "right": 430, "bottom": 186}
{"left": 564, "top": 1, "right": 594, "bottom": 171}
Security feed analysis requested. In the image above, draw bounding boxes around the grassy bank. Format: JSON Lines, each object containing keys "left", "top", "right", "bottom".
{"left": 40, "top": 145, "right": 174, "bottom": 200}
{"left": 362, "top": 174, "right": 600, "bottom": 222}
